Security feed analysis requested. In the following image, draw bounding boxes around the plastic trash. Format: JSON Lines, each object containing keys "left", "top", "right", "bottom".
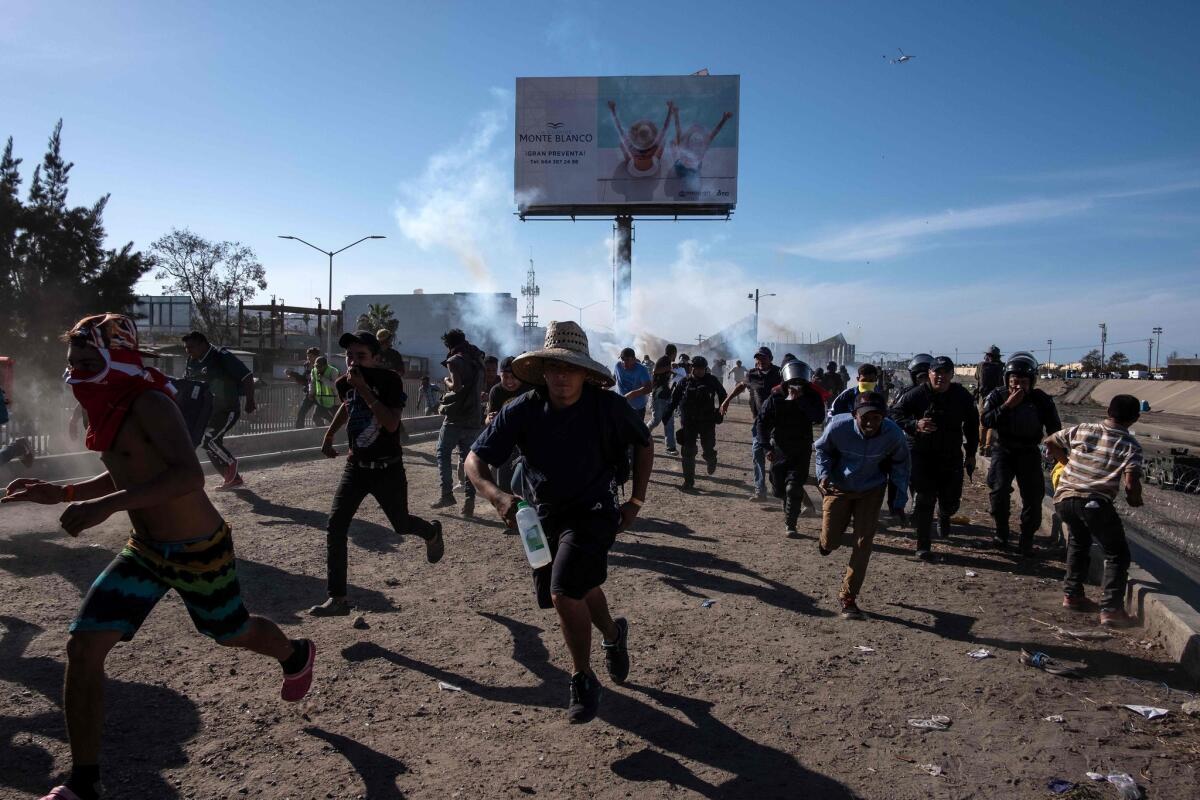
{"left": 1106, "top": 773, "right": 1141, "bottom": 799}
{"left": 437, "top": 681, "right": 463, "bottom": 692}
{"left": 1047, "top": 779, "right": 1074, "bottom": 794}
{"left": 352, "top": 615, "right": 370, "bottom": 630}
{"left": 967, "top": 648, "right": 992, "bottom": 659}
{"left": 700, "top": 599, "right": 716, "bottom": 608}
{"left": 515, "top": 502, "right": 552, "bottom": 569}
{"left": 1124, "top": 704, "right": 1168, "bottom": 719}
{"left": 854, "top": 645, "right": 875, "bottom": 653}
{"left": 1020, "top": 648, "right": 1085, "bottom": 677}
{"left": 1055, "top": 627, "right": 1112, "bottom": 641}
{"left": 907, "top": 715, "right": 951, "bottom": 731}
{"left": 964, "top": 570, "right": 977, "bottom": 577}
{"left": 918, "top": 764, "right": 943, "bottom": 776}
{"left": 1085, "top": 772, "right": 1105, "bottom": 781}
{"left": 1043, "top": 715, "right": 1064, "bottom": 723}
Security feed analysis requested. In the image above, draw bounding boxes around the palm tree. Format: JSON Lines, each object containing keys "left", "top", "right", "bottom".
{"left": 357, "top": 303, "right": 398, "bottom": 334}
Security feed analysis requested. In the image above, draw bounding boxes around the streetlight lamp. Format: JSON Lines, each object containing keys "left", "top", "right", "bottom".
{"left": 552, "top": 299, "right": 605, "bottom": 325}
{"left": 279, "top": 234, "right": 387, "bottom": 355}
{"left": 1152, "top": 327, "right": 1163, "bottom": 372}
{"left": 748, "top": 289, "right": 776, "bottom": 346}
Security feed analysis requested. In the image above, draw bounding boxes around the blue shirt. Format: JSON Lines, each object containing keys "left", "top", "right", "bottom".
{"left": 613, "top": 361, "right": 652, "bottom": 411}
{"left": 815, "top": 413, "right": 910, "bottom": 503}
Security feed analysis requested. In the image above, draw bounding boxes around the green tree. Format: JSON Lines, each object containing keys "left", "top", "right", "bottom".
{"left": 149, "top": 228, "right": 267, "bottom": 345}
{"left": 1107, "top": 351, "right": 1129, "bottom": 372}
{"left": 357, "top": 303, "right": 398, "bottom": 334}
{"left": 0, "top": 122, "right": 151, "bottom": 394}
{"left": 1079, "top": 349, "right": 1104, "bottom": 373}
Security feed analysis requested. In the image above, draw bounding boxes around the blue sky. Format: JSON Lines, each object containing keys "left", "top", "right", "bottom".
{"left": 4, "top": 1, "right": 1198, "bottom": 363}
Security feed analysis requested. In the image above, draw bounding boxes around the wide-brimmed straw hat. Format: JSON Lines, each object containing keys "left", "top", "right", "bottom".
{"left": 512, "top": 321, "right": 614, "bottom": 388}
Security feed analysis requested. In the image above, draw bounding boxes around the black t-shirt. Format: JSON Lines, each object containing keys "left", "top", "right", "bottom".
{"left": 745, "top": 365, "right": 783, "bottom": 416}
{"left": 472, "top": 384, "right": 651, "bottom": 518}
{"left": 185, "top": 346, "right": 250, "bottom": 411}
{"left": 487, "top": 381, "right": 530, "bottom": 415}
{"left": 335, "top": 367, "right": 407, "bottom": 463}
{"left": 652, "top": 354, "right": 674, "bottom": 400}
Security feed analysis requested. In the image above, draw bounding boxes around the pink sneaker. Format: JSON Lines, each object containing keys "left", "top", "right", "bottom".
{"left": 40, "top": 787, "right": 84, "bottom": 800}
{"left": 281, "top": 640, "right": 316, "bottom": 702}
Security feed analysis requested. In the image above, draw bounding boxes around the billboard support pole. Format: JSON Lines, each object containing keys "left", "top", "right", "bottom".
{"left": 615, "top": 215, "right": 633, "bottom": 333}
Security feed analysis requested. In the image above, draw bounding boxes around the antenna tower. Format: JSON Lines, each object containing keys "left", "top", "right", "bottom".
{"left": 521, "top": 255, "right": 540, "bottom": 351}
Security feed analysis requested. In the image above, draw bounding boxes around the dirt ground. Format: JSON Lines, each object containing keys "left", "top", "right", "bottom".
{"left": 1, "top": 405, "right": 1198, "bottom": 800}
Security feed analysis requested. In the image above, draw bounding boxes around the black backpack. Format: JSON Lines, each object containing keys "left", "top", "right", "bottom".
{"left": 171, "top": 378, "right": 214, "bottom": 447}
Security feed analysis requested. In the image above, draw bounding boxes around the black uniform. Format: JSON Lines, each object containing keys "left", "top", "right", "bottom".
{"left": 981, "top": 387, "right": 1061, "bottom": 551}
{"left": 758, "top": 386, "right": 825, "bottom": 528}
{"left": 891, "top": 382, "right": 979, "bottom": 552}
{"left": 664, "top": 373, "right": 727, "bottom": 486}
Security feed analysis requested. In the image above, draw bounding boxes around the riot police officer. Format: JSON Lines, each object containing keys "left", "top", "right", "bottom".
{"left": 759, "top": 360, "right": 825, "bottom": 537}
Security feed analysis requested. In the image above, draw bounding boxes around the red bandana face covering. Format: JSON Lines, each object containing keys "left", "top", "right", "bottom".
{"left": 64, "top": 313, "right": 176, "bottom": 452}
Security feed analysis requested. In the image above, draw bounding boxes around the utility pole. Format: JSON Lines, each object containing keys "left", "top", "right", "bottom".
{"left": 1153, "top": 326, "right": 1163, "bottom": 372}
{"left": 521, "top": 255, "right": 540, "bottom": 352}
{"left": 1047, "top": 339, "right": 1053, "bottom": 369}
{"left": 1099, "top": 322, "right": 1107, "bottom": 369}
{"left": 748, "top": 289, "right": 776, "bottom": 347}
{"left": 696, "top": 334, "right": 705, "bottom": 348}
{"left": 1147, "top": 339, "right": 1154, "bottom": 373}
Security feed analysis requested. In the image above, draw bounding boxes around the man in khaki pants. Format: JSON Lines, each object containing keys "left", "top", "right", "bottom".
{"left": 814, "top": 392, "right": 911, "bottom": 619}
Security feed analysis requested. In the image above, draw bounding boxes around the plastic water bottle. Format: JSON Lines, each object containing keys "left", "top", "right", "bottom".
{"left": 515, "top": 502, "right": 552, "bottom": 568}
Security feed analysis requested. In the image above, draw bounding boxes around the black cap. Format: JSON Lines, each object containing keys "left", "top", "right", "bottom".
{"left": 620, "top": 347, "right": 636, "bottom": 359}
{"left": 181, "top": 330, "right": 208, "bottom": 344}
{"left": 1108, "top": 394, "right": 1141, "bottom": 424}
{"left": 754, "top": 346, "right": 773, "bottom": 360}
{"left": 691, "top": 356, "right": 708, "bottom": 369}
{"left": 930, "top": 356, "right": 955, "bottom": 372}
{"left": 853, "top": 391, "right": 888, "bottom": 416}
{"left": 338, "top": 330, "right": 381, "bottom": 355}
{"left": 500, "top": 356, "right": 515, "bottom": 373}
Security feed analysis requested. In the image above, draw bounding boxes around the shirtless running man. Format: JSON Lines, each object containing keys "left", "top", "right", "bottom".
{"left": 2, "top": 314, "right": 315, "bottom": 800}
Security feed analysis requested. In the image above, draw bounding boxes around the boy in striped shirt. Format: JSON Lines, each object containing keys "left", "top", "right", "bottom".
{"left": 1043, "top": 394, "right": 1144, "bottom": 627}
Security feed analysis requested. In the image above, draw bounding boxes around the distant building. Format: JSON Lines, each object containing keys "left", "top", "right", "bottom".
{"left": 1166, "top": 358, "right": 1200, "bottom": 382}
{"left": 133, "top": 295, "right": 194, "bottom": 341}
{"left": 341, "top": 293, "right": 523, "bottom": 379}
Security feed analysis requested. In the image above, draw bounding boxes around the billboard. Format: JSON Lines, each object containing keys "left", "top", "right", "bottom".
{"left": 515, "top": 75, "right": 739, "bottom": 215}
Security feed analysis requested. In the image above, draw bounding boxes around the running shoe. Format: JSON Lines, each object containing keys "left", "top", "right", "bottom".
{"left": 839, "top": 597, "right": 865, "bottom": 620}
{"left": 567, "top": 672, "right": 602, "bottom": 724}
{"left": 429, "top": 495, "right": 456, "bottom": 509}
{"left": 818, "top": 541, "right": 831, "bottom": 556}
{"left": 602, "top": 617, "right": 630, "bottom": 684}
{"left": 281, "top": 639, "right": 316, "bottom": 702}
{"left": 308, "top": 597, "right": 351, "bottom": 617}
{"left": 216, "top": 475, "right": 245, "bottom": 491}
{"left": 664, "top": 448, "right": 678, "bottom": 455}
{"left": 425, "top": 521, "right": 445, "bottom": 563}
{"left": 706, "top": 459, "right": 717, "bottom": 475}
{"left": 1100, "top": 609, "right": 1137, "bottom": 628}
{"left": 915, "top": 549, "right": 935, "bottom": 562}
{"left": 461, "top": 497, "right": 475, "bottom": 518}
{"left": 1062, "top": 594, "right": 1099, "bottom": 612}
{"left": 748, "top": 491, "right": 765, "bottom": 502}
{"left": 786, "top": 527, "right": 800, "bottom": 539}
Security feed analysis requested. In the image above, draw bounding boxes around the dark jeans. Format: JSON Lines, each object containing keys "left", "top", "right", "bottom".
{"left": 678, "top": 424, "right": 717, "bottom": 482}
{"left": 1058, "top": 496, "right": 1130, "bottom": 610}
{"left": 911, "top": 453, "right": 964, "bottom": 551}
{"left": 326, "top": 460, "right": 436, "bottom": 598}
{"left": 437, "top": 422, "right": 480, "bottom": 499}
{"left": 294, "top": 395, "right": 317, "bottom": 428}
{"left": 750, "top": 420, "right": 767, "bottom": 495}
{"left": 988, "top": 446, "right": 1045, "bottom": 545}
{"left": 769, "top": 446, "right": 813, "bottom": 528}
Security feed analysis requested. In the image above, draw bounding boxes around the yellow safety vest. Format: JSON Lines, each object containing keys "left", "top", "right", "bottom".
{"left": 312, "top": 365, "right": 339, "bottom": 408}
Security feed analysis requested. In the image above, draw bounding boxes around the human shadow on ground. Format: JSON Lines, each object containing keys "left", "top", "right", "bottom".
{"left": 234, "top": 488, "right": 404, "bottom": 556}
{"left": 869, "top": 539, "right": 1063, "bottom": 579}
{"left": 629, "top": 516, "right": 716, "bottom": 543}
{"left": 342, "top": 613, "right": 858, "bottom": 799}
{"left": 0, "top": 615, "right": 199, "bottom": 799}
{"left": 869, "top": 602, "right": 1196, "bottom": 688}
{"left": 608, "top": 539, "right": 831, "bottom": 617}
{"left": 305, "top": 727, "right": 407, "bottom": 800}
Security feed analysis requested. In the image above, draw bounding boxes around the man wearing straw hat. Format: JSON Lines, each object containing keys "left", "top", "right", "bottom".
{"left": 466, "top": 321, "right": 653, "bottom": 724}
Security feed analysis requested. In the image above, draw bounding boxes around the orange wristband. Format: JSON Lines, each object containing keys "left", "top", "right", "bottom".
{"left": 62, "top": 484, "right": 76, "bottom": 503}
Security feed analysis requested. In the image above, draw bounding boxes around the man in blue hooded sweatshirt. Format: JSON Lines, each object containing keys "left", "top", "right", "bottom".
{"left": 815, "top": 391, "right": 910, "bottom": 620}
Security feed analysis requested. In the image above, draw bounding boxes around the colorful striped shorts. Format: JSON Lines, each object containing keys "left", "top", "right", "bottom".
{"left": 70, "top": 522, "right": 250, "bottom": 643}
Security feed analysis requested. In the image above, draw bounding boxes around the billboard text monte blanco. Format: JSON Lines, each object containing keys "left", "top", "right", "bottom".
{"left": 515, "top": 75, "right": 740, "bottom": 216}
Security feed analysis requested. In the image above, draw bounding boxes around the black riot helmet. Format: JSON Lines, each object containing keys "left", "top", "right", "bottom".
{"left": 781, "top": 360, "right": 812, "bottom": 386}
{"left": 908, "top": 353, "right": 934, "bottom": 381}
{"left": 1004, "top": 351, "right": 1039, "bottom": 387}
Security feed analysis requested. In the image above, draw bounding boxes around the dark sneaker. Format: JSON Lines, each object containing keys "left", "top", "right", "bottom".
{"left": 1100, "top": 609, "right": 1137, "bottom": 628}
{"left": 818, "top": 541, "right": 831, "bottom": 556}
{"left": 786, "top": 527, "right": 800, "bottom": 539}
{"left": 915, "top": 549, "right": 935, "bottom": 563}
{"left": 461, "top": 497, "right": 475, "bottom": 518}
{"left": 602, "top": 618, "right": 630, "bottom": 684}
{"left": 680, "top": 480, "right": 696, "bottom": 492}
{"left": 748, "top": 491, "right": 765, "bottom": 502}
{"left": 425, "top": 521, "right": 445, "bottom": 564}
{"left": 839, "top": 597, "right": 865, "bottom": 620}
{"left": 1063, "top": 594, "right": 1099, "bottom": 612}
{"left": 992, "top": 535, "right": 1009, "bottom": 550}
{"left": 308, "top": 597, "right": 352, "bottom": 617}
{"left": 430, "top": 495, "right": 456, "bottom": 510}
{"left": 664, "top": 448, "right": 678, "bottom": 455}
{"left": 567, "top": 672, "right": 602, "bottom": 724}
{"left": 706, "top": 459, "right": 717, "bottom": 475}
{"left": 935, "top": 518, "right": 951, "bottom": 539}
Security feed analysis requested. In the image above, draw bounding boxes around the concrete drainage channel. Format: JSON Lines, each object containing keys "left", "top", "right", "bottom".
{"left": 9, "top": 415, "right": 446, "bottom": 485}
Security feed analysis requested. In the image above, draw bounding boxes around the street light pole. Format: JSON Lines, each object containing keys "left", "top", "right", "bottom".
{"left": 747, "top": 289, "right": 776, "bottom": 346}
{"left": 1099, "top": 322, "right": 1107, "bottom": 369}
{"left": 1153, "top": 327, "right": 1163, "bottom": 372}
{"left": 552, "top": 299, "right": 605, "bottom": 326}
{"left": 1047, "top": 339, "right": 1053, "bottom": 369}
{"left": 279, "top": 234, "right": 386, "bottom": 355}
